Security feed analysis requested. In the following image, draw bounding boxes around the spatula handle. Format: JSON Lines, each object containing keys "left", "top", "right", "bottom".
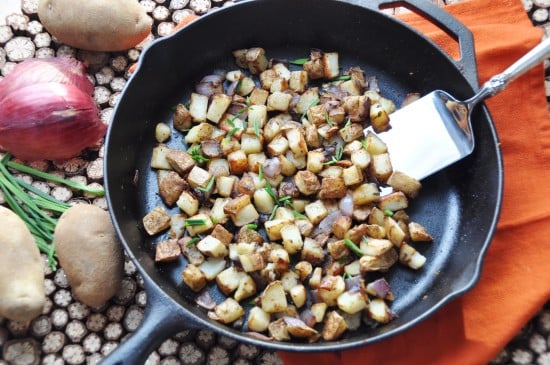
{"left": 469, "top": 37, "right": 550, "bottom": 107}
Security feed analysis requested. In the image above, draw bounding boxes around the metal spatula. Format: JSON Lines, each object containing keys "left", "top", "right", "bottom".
{"left": 371, "top": 37, "right": 550, "bottom": 181}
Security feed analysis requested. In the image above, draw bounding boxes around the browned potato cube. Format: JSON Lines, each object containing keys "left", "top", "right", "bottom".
{"left": 352, "top": 183, "right": 380, "bottom": 205}
{"left": 319, "top": 177, "right": 347, "bottom": 199}
{"left": 173, "top": 103, "right": 192, "bottom": 131}
{"left": 155, "top": 239, "right": 180, "bottom": 262}
{"left": 246, "top": 47, "right": 269, "bottom": 74}
{"left": 370, "top": 102, "right": 390, "bottom": 132}
{"left": 289, "top": 70, "right": 308, "bottom": 93}
{"left": 322, "top": 52, "right": 339, "bottom": 79}
{"left": 227, "top": 149, "right": 249, "bottom": 175}
{"left": 166, "top": 149, "right": 195, "bottom": 175}
{"left": 387, "top": 171, "right": 422, "bottom": 199}
{"left": 159, "top": 171, "right": 186, "bottom": 206}
{"left": 187, "top": 166, "right": 213, "bottom": 190}
{"left": 294, "top": 170, "right": 321, "bottom": 196}
{"left": 307, "top": 104, "right": 327, "bottom": 125}
{"left": 378, "top": 191, "right": 409, "bottom": 212}
{"left": 322, "top": 311, "right": 347, "bottom": 341}
{"left": 249, "top": 87, "right": 269, "bottom": 105}
{"left": 267, "top": 91, "right": 292, "bottom": 112}
{"left": 408, "top": 222, "right": 433, "bottom": 242}
{"left": 303, "top": 58, "right": 324, "bottom": 80}
{"left": 260, "top": 69, "right": 277, "bottom": 90}
{"left": 143, "top": 206, "right": 171, "bottom": 235}
{"left": 333, "top": 215, "right": 352, "bottom": 239}
{"left": 206, "top": 93, "right": 232, "bottom": 124}
{"left": 182, "top": 264, "right": 207, "bottom": 292}
{"left": 371, "top": 153, "right": 393, "bottom": 182}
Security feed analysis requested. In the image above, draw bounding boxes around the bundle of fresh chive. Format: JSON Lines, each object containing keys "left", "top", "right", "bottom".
{"left": 0, "top": 154, "right": 105, "bottom": 270}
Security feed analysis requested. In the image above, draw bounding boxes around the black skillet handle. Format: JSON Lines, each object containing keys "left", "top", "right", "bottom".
{"left": 99, "top": 279, "right": 200, "bottom": 365}
{"left": 356, "top": 0, "right": 479, "bottom": 89}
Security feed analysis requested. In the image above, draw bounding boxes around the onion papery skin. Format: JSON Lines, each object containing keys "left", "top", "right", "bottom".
{"left": 0, "top": 83, "right": 106, "bottom": 161}
{"left": 0, "top": 57, "right": 93, "bottom": 102}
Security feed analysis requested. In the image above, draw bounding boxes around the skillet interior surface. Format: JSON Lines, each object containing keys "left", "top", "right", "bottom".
{"left": 105, "top": 0, "right": 503, "bottom": 351}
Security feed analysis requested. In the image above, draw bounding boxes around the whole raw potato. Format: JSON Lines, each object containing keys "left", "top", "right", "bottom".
{"left": 0, "top": 206, "right": 45, "bottom": 321}
{"left": 54, "top": 204, "right": 124, "bottom": 307}
{"left": 38, "top": 0, "right": 153, "bottom": 52}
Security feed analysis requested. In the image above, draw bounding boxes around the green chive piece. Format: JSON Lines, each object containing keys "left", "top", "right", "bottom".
{"left": 292, "top": 210, "right": 307, "bottom": 220}
{"left": 258, "top": 164, "right": 264, "bottom": 181}
{"left": 333, "top": 75, "right": 352, "bottom": 81}
{"left": 289, "top": 57, "right": 309, "bottom": 65}
{"left": 300, "top": 98, "right": 320, "bottom": 121}
{"left": 383, "top": 209, "right": 394, "bottom": 217}
{"left": 344, "top": 238, "right": 365, "bottom": 257}
{"left": 253, "top": 121, "right": 260, "bottom": 138}
{"left": 246, "top": 223, "right": 258, "bottom": 230}
{"left": 197, "top": 177, "right": 215, "bottom": 193}
{"left": 186, "top": 237, "right": 201, "bottom": 246}
{"left": 188, "top": 145, "right": 210, "bottom": 163}
{"left": 185, "top": 219, "right": 206, "bottom": 226}
{"left": 6, "top": 160, "right": 105, "bottom": 196}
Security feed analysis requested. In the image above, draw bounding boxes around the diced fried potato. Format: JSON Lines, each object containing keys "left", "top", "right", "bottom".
{"left": 387, "top": 171, "right": 422, "bottom": 199}
{"left": 249, "top": 88, "right": 269, "bottom": 105}
{"left": 294, "top": 87, "right": 319, "bottom": 115}
{"left": 370, "top": 102, "right": 390, "bottom": 132}
{"left": 289, "top": 70, "right": 308, "bottom": 93}
{"left": 268, "top": 318, "right": 291, "bottom": 341}
{"left": 253, "top": 188, "right": 276, "bottom": 215}
{"left": 371, "top": 153, "right": 393, "bottom": 182}
{"left": 340, "top": 122, "right": 364, "bottom": 143}
{"left": 207, "top": 158, "right": 229, "bottom": 177}
{"left": 260, "top": 69, "right": 277, "bottom": 91}
{"left": 269, "top": 244, "right": 291, "bottom": 272}
{"left": 368, "top": 298, "right": 395, "bottom": 324}
{"left": 294, "top": 170, "right": 321, "bottom": 196}
{"left": 189, "top": 93, "right": 209, "bottom": 123}
{"left": 239, "top": 252, "right": 264, "bottom": 272}
{"left": 365, "top": 224, "right": 386, "bottom": 239}
{"left": 340, "top": 79, "right": 362, "bottom": 96}
{"left": 176, "top": 191, "right": 199, "bottom": 216}
{"left": 206, "top": 93, "right": 232, "bottom": 124}
{"left": 318, "top": 165, "right": 343, "bottom": 178}
{"left": 241, "top": 133, "right": 263, "bottom": 154}
{"left": 236, "top": 77, "right": 256, "bottom": 96}
{"left": 304, "top": 200, "right": 328, "bottom": 225}
{"left": 232, "top": 203, "right": 259, "bottom": 227}
{"left": 248, "top": 153, "right": 267, "bottom": 174}
{"left": 187, "top": 166, "right": 213, "bottom": 190}
{"left": 294, "top": 261, "right": 313, "bottom": 282}
{"left": 319, "top": 177, "right": 347, "bottom": 199}
{"left": 280, "top": 223, "right": 304, "bottom": 255}
{"left": 182, "top": 264, "right": 207, "bottom": 292}
{"left": 378, "top": 191, "right": 408, "bottom": 212}
{"left": 260, "top": 281, "right": 288, "bottom": 313}
{"left": 226, "top": 70, "right": 244, "bottom": 82}
{"left": 306, "top": 104, "right": 326, "bottom": 126}
{"left": 216, "top": 176, "right": 236, "bottom": 197}
{"left": 368, "top": 206, "right": 386, "bottom": 227}
{"left": 322, "top": 311, "right": 347, "bottom": 341}
{"left": 318, "top": 275, "right": 346, "bottom": 306}
{"left": 247, "top": 105, "right": 267, "bottom": 129}
{"left": 185, "top": 213, "right": 213, "bottom": 236}
{"left": 295, "top": 218, "right": 314, "bottom": 237}
{"left": 399, "top": 242, "right": 426, "bottom": 269}
{"left": 227, "top": 149, "right": 249, "bottom": 175}
{"left": 143, "top": 205, "right": 171, "bottom": 235}
{"left": 166, "top": 149, "right": 195, "bottom": 175}
{"left": 327, "top": 240, "right": 350, "bottom": 260}
{"left": 151, "top": 144, "right": 172, "bottom": 170}
{"left": 337, "top": 291, "right": 368, "bottom": 314}
{"left": 303, "top": 58, "right": 324, "bottom": 80}
{"left": 342, "top": 165, "right": 363, "bottom": 186}
{"left": 197, "top": 235, "right": 228, "bottom": 258}
{"left": 155, "top": 123, "right": 169, "bottom": 144}
{"left": 210, "top": 298, "right": 245, "bottom": 324}
{"left": 289, "top": 284, "right": 307, "bottom": 308}
{"left": 286, "top": 128, "right": 308, "bottom": 158}
{"left": 270, "top": 77, "right": 289, "bottom": 93}
{"left": 173, "top": 103, "right": 193, "bottom": 131}
{"left": 408, "top": 222, "right": 433, "bottom": 242}
{"left": 332, "top": 215, "right": 352, "bottom": 239}
{"left": 359, "top": 248, "right": 398, "bottom": 273}
{"left": 364, "top": 131, "right": 387, "bottom": 155}
{"left": 322, "top": 52, "right": 339, "bottom": 79}
{"left": 344, "top": 260, "right": 361, "bottom": 277}
{"left": 159, "top": 171, "right": 186, "bottom": 206}
{"left": 350, "top": 148, "right": 371, "bottom": 170}
{"left": 352, "top": 183, "right": 380, "bottom": 205}
{"left": 168, "top": 214, "right": 186, "bottom": 239}
{"left": 247, "top": 306, "right": 271, "bottom": 332}
{"left": 223, "top": 194, "right": 252, "bottom": 217}
{"left": 155, "top": 239, "right": 180, "bottom": 263}
{"left": 245, "top": 47, "right": 269, "bottom": 74}
{"left": 384, "top": 216, "right": 407, "bottom": 248}
{"left": 311, "top": 302, "right": 328, "bottom": 323}
{"left": 184, "top": 122, "right": 214, "bottom": 144}
{"left": 198, "top": 257, "right": 226, "bottom": 281}
{"left": 280, "top": 270, "right": 300, "bottom": 293}
{"left": 308, "top": 266, "right": 323, "bottom": 289}
{"left": 264, "top": 218, "right": 290, "bottom": 241}
{"left": 267, "top": 91, "right": 292, "bottom": 112}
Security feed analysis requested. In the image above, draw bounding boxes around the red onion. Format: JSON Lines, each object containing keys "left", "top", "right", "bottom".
{"left": 0, "top": 83, "right": 106, "bottom": 161}
{"left": 0, "top": 57, "right": 93, "bottom": 101}
{"left": 339, "top": 193, "right": 354, "bottom": 216}
{"left": 262, "top": 157, "right": 281, "bottom": 178}
{"left": 366, "top": 278, "right": 393, "bottom": 299}
{"left": 195, "top": 74, "right": 224, "bottom": 97}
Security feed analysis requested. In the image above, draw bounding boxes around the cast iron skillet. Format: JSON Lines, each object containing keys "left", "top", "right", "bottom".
{"left": 103, "top": 0, "right": 503, "bottom": 363}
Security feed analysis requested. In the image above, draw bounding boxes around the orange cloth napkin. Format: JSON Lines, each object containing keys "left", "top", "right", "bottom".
{"left": 279, "top": 0, "right": 550, "bottom": 364}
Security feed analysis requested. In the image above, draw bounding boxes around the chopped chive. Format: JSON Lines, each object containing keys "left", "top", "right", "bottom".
{"left": 289, "top": 57, "right": 309, "bottom": 65}
{"left": 332, "top": 75, "right": 352, "bottom": 81}
{"left": 226, "top": 127, "right": 240, "bottom": 139}
{"left": 188, "top": 145, "right": 210, "bottom": 163}
{"left": 360, "top": 138, "right": 368, "bottom": 149}
{"left": 324, "top": 109, "right": 333, "bottom": 127}
{"left": 323, "top": 145, "right": 344, "bottom": 166}
{"left": 186, "top": 237, "right": 201, "bottom": 246}
{"left": 197, "top": 177, "right": 215, "bottom": 193}
{"left": 383, "top": 209, "right": 394, "bottom": 217}
{"left": 362, "top": 236, "right": 369, "bottom": 245}
{"left": 258, "top": 164, "right": 264, "bottom": 181}
{"left": 6, "top": 160, "right": 104, "bottom": 196}
{"left": 344, "top": 238, "right": 365, "bottom": 257}
{"left": 269, "top": 206, "right": 278, "bottom": 221}
{"left": 185, "top": 219, "right": 206, "bottom": 226}
{"left": 264, "top": 181, "right": 278, "bottom": 203}
{"left": 342, "top": 271, "right": 351, "bottom": 279}
{"left": 246, "top": 223, "right": 258, "bottom": 230}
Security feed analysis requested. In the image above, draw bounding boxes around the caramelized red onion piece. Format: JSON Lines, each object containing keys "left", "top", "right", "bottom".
{"left": 0, "top": 83, "right": 105, "bottom": 161}
{"left": 339, "top": 193, "right": 354, "bottom": 216}
{"left": 0, "top": 57, "right": 93, "bottom": 101}
{"left": 195, "top": 74, "right": 224, "bottom": 97}
{"left": 262, "top": 158, "right": 281, "bottom": 178}
{"left": 367, "top": 278, "right": 393, "bottom": 299}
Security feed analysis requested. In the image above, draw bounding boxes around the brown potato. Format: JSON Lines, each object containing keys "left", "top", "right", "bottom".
{"left": 54, "top": 204, "right": 124, "bottom": 307}
{"left": 0, "top": 206, "right": 45, "bottom": 321}
{"left": 38, "top": 0, "right": 153, "bottom": 52}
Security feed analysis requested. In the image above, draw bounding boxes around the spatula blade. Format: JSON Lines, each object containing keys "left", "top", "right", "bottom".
{"left": 367, "top": 90, "right": 474, "bottom": 181}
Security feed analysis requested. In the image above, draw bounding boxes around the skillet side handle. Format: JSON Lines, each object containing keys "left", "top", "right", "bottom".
{"left": 100, "top": 280, "right": 197, "bottom": 365}
{"left": 358, "top": 0, "right": 478, "bottom": 89}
